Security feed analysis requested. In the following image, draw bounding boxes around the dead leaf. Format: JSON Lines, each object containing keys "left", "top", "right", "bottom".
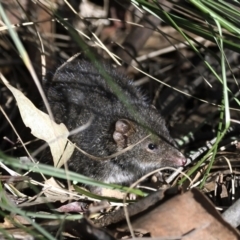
{"left": 124, "top": 188, "right": 240, "bottom": 239}
{"left": 43, "top": 177, "right": 69, "bottom": 200}
{"left": 101, "top": 188, "right": 126, "bottom": 199}
{"left": 1, "top": 77, "right": 74, "bottom": 168}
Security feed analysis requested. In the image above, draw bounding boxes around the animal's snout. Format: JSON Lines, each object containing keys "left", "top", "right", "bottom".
{"left": 171, "top": 152, "right": 187, "bottom": 167}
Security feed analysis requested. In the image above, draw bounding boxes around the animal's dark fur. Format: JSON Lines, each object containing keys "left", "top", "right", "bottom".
{"left": 44, "top": 54, "right": 186, "bottom": 193}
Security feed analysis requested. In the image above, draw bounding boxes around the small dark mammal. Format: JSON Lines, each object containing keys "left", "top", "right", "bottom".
{"left": 44, "top": 53, "right": 186, "bottom": 193}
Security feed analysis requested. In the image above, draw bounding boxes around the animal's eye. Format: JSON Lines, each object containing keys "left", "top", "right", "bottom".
{"left": 148, "top": 143, "right": 157, "bottom": 150}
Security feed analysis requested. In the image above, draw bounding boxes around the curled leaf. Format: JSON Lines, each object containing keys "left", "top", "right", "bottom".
{"left": 2, "top": 77, "right": 74, "bottom": 167}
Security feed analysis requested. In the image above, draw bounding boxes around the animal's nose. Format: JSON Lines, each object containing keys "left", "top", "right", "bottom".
{"left": 173, "top": 152, "right": 187, "bottom": 167}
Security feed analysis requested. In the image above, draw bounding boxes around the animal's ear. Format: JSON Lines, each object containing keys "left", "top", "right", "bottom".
{"left": 113, "top": 119, "right": 135, "bottom": 149}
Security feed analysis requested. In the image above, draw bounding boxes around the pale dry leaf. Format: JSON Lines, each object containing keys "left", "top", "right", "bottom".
{"left": 43, "top": 177, "right": 69, "bottom": 200}
{"left": 1, "top": 78, "right": 74, "bottom": 168}
{"left": 1, "top": 217, "right": 15, "bottom": 229}
{"left": 101, "top": 188, "right": 126, "bottom": 199}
